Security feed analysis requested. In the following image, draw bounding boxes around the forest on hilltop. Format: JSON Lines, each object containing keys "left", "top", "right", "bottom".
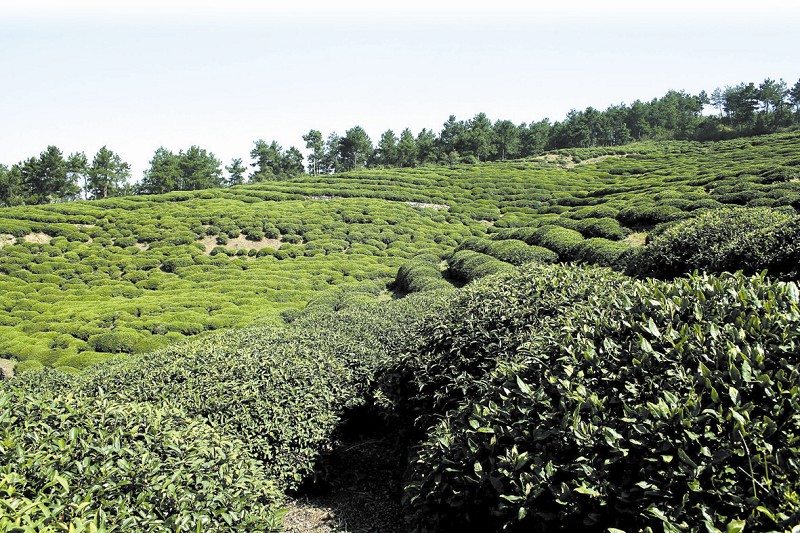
{"left": 1, "top": 77, "right": 799, "bottom": 206}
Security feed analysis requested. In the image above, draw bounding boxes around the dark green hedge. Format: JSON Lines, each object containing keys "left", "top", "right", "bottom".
{"left": 456, "top": 237, "right": 558, "bottom": 265}
{"left": 627, "top": 207, "right": 800, "bottom": 279}
{"left": 447, "top": 249, "right": 512, "bottom": 283}
{"left": 378, "top": 263, "right": 800, "bottom": 531}
{"left": 394, "top": 256, "right": 453, "bottom": 293}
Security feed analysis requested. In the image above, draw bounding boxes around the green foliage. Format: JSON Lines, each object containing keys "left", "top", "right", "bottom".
{"left": 447, "top": 249, "right": 512, "bottom": 283}
{"left": 0, "top": 386, "right": 281, "bottom": 531}
{"left": 456, "top": 237, "right": 558, "bottom": 265}
{"left": 617, "top": 203, "right": 685, "bottom": 227}
{"left": 394, "top": 256, "right": 453, "bottom": 293}
{"left": 3, "top": 132, "right": 800, "bottom": 370}
{"left": 512, "top": 225, "right": 585, "bottom": 261}
{"left": 628, "top": 207, "right": 800, "bottom": 279}
{"left": 379, "top": 263, "right": 800, "bottom": 531}
{"left": 574, "top": 237, "right": 632, "bottom": 268}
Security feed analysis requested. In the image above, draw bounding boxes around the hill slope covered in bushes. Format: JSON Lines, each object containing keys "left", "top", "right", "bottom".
{"left": 3, "top": 131, "right": 800, "bottom": 530}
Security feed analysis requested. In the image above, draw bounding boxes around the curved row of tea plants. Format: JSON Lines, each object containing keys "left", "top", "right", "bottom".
{"left": 377, "top": 263, "right": 800, "bottom": 532}
{"left": 1, "top": 285, "right": 451, "bottom": 530}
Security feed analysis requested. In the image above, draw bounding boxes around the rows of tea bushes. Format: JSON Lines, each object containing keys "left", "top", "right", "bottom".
{"left": 377, "top": 263, "right": 800, "bottom": 531}
{"left": 442, "top": 205, "right": 800, "bottom": 285}
{"left": 2, "top": 131, "right": 800, "bottom": 372}
{"left": 1, "top": 284, "right": 452, "bottom": 530}
{"left": 0, "top": 195, "right": 480, "bottom": 370}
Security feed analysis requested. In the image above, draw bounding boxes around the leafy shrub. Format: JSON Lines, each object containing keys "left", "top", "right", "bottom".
{"left": 523, "top": 225, "right": 585, "bottom": 261}
{"left": 87, "top": 328, "right": 142, "bottom": 354}
{"left": 73, "top": 326, "right": 381, "bottom": 490}
{"left": 0, "top": 387, "right": 281, "bottom": 531}
{"left": 485, "top": 240, "right": 557, "bottom": 265}
{"left": 627, "top": 207, "right": 800, "bottom": 279}
{"left": 380, "top": 263, "right": 800, "bottom": 531}
{"left": 572, "top": 217, "right": 629, "bottom": 240}
{"left": 394, "top": 257, "right": 453, "bottom": 294}
{"left": 246, "top": 229, "right": 265, "bottom": 241}
{"left": 160, "top": 254, "right": 195, "bottom": 273}
{"left": 447, "top": 250, "right": 511, "bottom": 283}
{"left": 617, "top": 204, "right": 684, "bottom": 227}
{"left": 574, "top": 237, "right": 632, "bottom": 268}
{"left": 459, "top": 237, "right": 558, "bottom": 265}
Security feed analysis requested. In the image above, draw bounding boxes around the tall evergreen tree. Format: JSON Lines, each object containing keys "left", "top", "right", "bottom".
{"left": 67, "top": 152, "right": 88, "bottom": 199}
{"left": 376, "top": 129, "right": 399, "bottom": 167}
{"left": 321, "top": 132, "right": 342, "bottom": 174}
{"left": 140, "top": 147, "right": 181, "bottom": 194}
{"left": 282, "top": 147, "right": 305, "bottom": 177}
{"left": 518, "top": 120, "right": 551, "bottom": 156}
{"left": 397, "top": 128, "right": 418, "bottom": 167}
{"left": 19, "top": 146, "right": 78, "bottom": 203}
{"left": 493, "top": 120, "right": 520, "bottom": 160}
{"left": 225, "top": 158, "right": 247, "bottom": 186}
{"left": 791, "top": 79, "right": 800, "bottom": 114}
{"left": 87, "top": 147, "right": 130, "bottom": 199}
{"left": 438, "top": 115, "right": 466, "bottom": 156}
{"left": 0, "top": 165, "right": 22, "bottom": 207}
{"left": 416, "top": 128, "right": 438, "bottom": 165}
{"left": 465, "top": 112, "right": 495, "bottom": 161}
{"left": 339, "top": 126, "right": 373, "bottom": 171}
{"left": 302, "top": 130, "right": 324, "bottom": 175}
{"left": 249, "top": 140, "right": 283, "bottom": 182}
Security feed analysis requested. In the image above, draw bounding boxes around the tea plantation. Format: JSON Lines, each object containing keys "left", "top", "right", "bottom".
{"left": 3, "top": 131, "right": 800, "bottom": 531}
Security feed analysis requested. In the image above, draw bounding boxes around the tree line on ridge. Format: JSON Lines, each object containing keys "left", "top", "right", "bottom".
{"left": 1, "top": 77, "right": 798, "bottom": 206}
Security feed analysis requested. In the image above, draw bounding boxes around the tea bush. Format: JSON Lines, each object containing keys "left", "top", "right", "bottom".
{"left": 628, "top": 207, "right": 800, "bottom": 279}
{"left": 394, "top": 256, "right": 453, "bottom": 293}
{"left": 3, "top": 131, "right": 800, "bottom": 371}
{"left": 447, "top": 249, "right": 512, "bottom": 283}
{"left": 521, "top": 225, "right": 585, "bottom": 261}
{"left": 617, "top": 204, "right": 685, "bottom": 227}
{"left": 574, "top": 237, "right": 632, "bottom": 269}
{"left": 379, "top": 263, "right": 800, "bottom": 531}
{"left": 1, "top": 284, "right": 453, "bottom": 530}
{"left": 0, "top": 387, "right": 282, "bottom": 532}
{"left": 456, "top": 237, "right": 558, "bottom": 266}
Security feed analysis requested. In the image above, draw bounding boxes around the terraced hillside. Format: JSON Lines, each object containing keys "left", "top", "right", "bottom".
{"left": 1, "top": 132, "right": 799, "bottom": 373}
{"left": 3, "top": 131, "right": 800, "bottom": 531}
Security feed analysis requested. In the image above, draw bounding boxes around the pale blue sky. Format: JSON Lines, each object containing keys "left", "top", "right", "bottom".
{"left": 1, "top": 1, "right": 798, "bottom": 179}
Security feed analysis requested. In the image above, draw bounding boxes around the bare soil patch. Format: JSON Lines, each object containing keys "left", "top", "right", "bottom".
{"left": 0, "top": 358, "right": 14, "bottom": 378}
{"left": 0, "top": 234, "right": 14, "bottom": 248}
{"left": 624, "top": 232, "right": 648, "bottom": 247}
{"left": 282, "top": 434, "right": 405, "bottom": 533}
{"left": 134, "top": 242, "right": 148, "bottom": 251}
{"left": 23, "top": 232, "right": 52, "bottom": 244}
{"left": 307, "top": 195, "right": 338, "bottom": 201}
{"left": 405, "top": 201, "right": 449, "bottom": 210}
{"left": 198, "top": 235, "right": 283, "bottom": 255}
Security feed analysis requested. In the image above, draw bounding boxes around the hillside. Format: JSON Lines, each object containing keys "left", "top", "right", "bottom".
{"left": 2, "top": 132, "right": 800, "bottom": 531}
{"left": 2, "top": 132, "right": 800, "bottom": 373}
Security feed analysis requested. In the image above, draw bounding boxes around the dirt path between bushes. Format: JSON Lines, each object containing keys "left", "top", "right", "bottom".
{"left": 282, "top": 433, "right": 405, "bottom": 533}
